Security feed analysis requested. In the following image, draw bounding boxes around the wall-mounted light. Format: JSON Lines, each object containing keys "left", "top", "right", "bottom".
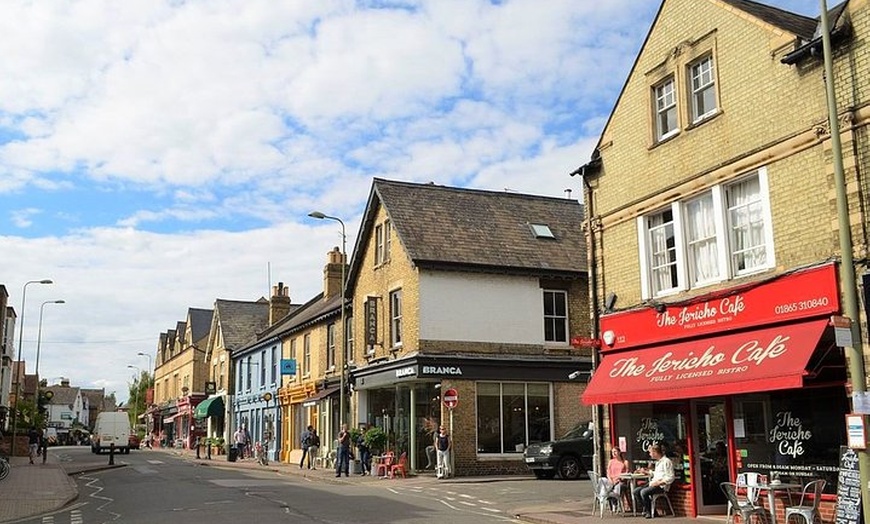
{"left": 602, "top": 330, "right": 616, "bottom": 346}
{"left": 604, "top": 292, "right": 617, "bottom": 312}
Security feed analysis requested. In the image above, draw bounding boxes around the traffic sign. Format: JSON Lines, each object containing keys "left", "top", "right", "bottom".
{"left": 443, "top": 388, "right": 458, "bottom": 409}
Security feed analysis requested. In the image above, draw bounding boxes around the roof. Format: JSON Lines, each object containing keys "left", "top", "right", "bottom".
{"left": 719, "top": 0, "right": 817, "bottom": 39}
{"left": 238, "top": 292, "right": 341, "bottom": 354}
{"left": 213, "top": 299, "right": 269, "bottom": 351}
{"left": 188, "top": 308, "right": 214, "bottom": 344}
{"left": 347, "top": 179, "right": 586, "bottom": 288}
{"left": 46, "top": 385, "right": 79, "bottom": 406}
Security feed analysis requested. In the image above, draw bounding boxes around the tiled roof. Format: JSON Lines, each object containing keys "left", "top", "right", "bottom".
{"left": 356, "top": 179, "right": 586, "bottom": 277}
{"left": 719, "top": 0, "right": 818, "bottom": 39}
{"left": 46, "top": 385, "right": 79, "bottom": 406}
{"left": 214, "top": 299, "right": 269, "bottom": 351}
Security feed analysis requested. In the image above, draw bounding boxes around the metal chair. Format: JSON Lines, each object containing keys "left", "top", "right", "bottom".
{"left": 588, "top": 470, "right": 624, "bottom": 518}
{"left": 650, "top": 482, "right": 675, "bottom": 517}
{"left": 721, "top": 482, "right": 771, "bottom": 524}
{"left": 728, "top": 473, "right": 762, "bottom": 523}
{"left": 784, "top": 479, "right": 825, "bottom": 524}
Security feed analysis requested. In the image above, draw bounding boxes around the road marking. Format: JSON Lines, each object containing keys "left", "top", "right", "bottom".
{"left": 146, "top": 460, "right": 164, "bottom": 464}
{"left": 70, "top": 509, "right": 83, "bottom": 524}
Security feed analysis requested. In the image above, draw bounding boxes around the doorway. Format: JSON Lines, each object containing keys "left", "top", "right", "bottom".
{"left": 691, "top": 399, "right": 730, "bottom": 514}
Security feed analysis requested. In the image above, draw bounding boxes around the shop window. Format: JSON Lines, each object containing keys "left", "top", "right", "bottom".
{"left": 733, "top": 388, "right": 846, "bottom": 494}
{"left": 613, "top": 402, "right": 688, "bottom": 483}
{"left": 476, "top": 382, "right": 551, "bottom": 454}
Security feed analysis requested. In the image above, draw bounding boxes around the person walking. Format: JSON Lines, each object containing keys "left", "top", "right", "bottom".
{"left": 335, "top": 424, "right": 351, "bottom": 477}
{"left": 27, "top": 427, "right": 41, "bottom": 465}
{"left": 356, "top": 426, "right": 372, "bottom": 476}
{"left": 300, "top": 425, "right": 313, "bottom": 469}
{"left": 435, "top": 425, "right": 451, "bottom": 479}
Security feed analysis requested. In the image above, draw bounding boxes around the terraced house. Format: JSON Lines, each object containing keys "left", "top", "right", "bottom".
{"left": 576, "top": 0, "right": 869, "bottom": 520}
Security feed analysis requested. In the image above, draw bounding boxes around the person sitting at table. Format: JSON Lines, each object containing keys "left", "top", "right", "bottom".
{"left": 598, "top": 446, "right": 630, "bottom": 511}
{"left": 633, "top": 443, "right": 675, "bottom": 519}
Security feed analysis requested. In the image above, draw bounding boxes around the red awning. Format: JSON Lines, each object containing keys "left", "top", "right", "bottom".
{"left": 582, "top": 319, "right": 829, "bottom": 405}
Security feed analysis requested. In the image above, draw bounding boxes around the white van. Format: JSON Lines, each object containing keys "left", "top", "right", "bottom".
{"left": 92, "top": 412, "right": 131, "bottom": 454}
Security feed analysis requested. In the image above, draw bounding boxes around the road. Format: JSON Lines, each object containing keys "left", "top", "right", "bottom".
{"left": 20, "top": 447, "right": 587, "bottom": 524}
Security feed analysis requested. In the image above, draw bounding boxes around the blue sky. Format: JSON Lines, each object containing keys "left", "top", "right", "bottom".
{"left": 0, "top": 0, "right": 822, "bottom": 402}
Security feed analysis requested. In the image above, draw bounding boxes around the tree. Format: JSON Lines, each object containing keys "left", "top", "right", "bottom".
{"left": 127, "top": 370, "right": 153, "bottom": 429}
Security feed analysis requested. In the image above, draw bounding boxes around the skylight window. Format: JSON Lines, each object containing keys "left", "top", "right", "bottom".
{"left": 529, "top": 223, "right": 555, "bottom": 239}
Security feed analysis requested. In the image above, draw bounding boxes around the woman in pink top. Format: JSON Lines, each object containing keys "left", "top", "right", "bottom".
{"left": 598, "top": 447, "right": 630, "bottom": 510}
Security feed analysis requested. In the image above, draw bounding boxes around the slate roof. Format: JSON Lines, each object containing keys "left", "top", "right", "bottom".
{"left": 347, "top": 179, "right": 586, "bottom": 288}
{"left": 719, "top": 0, "right": 817, "bottom": 39}
{"left": 188, "top": 308, "right": 214, "bottom": 345}
{"left": 257, "top": 292, "right": 341, "bottom": 342}
{"left": 213, "top": 299, "right": 269, "bottom": 351}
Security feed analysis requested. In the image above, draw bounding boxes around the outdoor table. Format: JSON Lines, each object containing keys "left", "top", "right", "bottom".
{"left": 619, "top": 472, "right": 650, "bottom": 516}
{"left": 756, "top": 482, "right": 802, "bottom": 524}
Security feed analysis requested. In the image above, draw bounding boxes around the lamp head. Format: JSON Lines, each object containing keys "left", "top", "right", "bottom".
{"left": 308, "top": 211, "right": 327, "bottom": 219}
{"left": 54, "top": 300, "right": 65, "bottom": 304}
{"left": 39, "top": 279, "right": 53, "bottom": 284}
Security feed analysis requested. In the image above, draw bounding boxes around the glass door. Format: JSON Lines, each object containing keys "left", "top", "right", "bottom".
{"left": 691, "top": 399, "right": 730, "bottom": 515}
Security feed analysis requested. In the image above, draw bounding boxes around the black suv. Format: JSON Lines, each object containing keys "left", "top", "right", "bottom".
{"left": 523, "top": 421, "right": 594, "bottom": 480}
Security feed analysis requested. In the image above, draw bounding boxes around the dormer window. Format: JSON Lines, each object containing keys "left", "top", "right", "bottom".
{"left": 529, "top": 223, "right": 555, "bottom": 239}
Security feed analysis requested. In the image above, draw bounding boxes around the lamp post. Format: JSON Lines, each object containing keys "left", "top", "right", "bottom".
{"left": 136, "top": 352, "right": 153, "bottom": 435}
{"left": 127, "top": 365, "right": 141, "bottom": 429}
{"left": 35, "top": 300, "right": 65, "bottom": 380}
{"left": 819, "top": 0, "right": 870, "bottom": 514}
{"left": 11, "top": 278, "right": 53, "bottom": 456}
{"left": 308, "top": 211, "right": 347, "bottom": 426}
{"left": 137, "top": 352, "right": 153, "bottom": 377}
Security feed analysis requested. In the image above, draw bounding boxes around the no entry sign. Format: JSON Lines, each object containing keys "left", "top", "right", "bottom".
{"left": 443, "top": 388, "right": 458, "bottom": 409}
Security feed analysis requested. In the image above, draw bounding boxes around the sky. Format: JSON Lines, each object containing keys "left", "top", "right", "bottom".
{"left": 0, "top": 0, "right": 821, "bottom": 404}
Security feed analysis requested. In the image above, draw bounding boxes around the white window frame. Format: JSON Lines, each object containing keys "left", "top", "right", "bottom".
{"left": 384, "top": 220, "right": 392, "bottom": 262}
{"left": 543, "top": 290, "right": 569, "bottom": 344}
{"left": 390, "top": 289, "right": 403, "bottom": 349}
{"left": 638, "top": 169, "right": 773, "bottom": 299}
{"left": 303, "top": 334, "right": 311, "bottom": 377}
{"left": 654, "top": 76, "right": 678, "bottom": 141}
{"left": 375, "top": 224, "right": 384, "bottom": 265}
{"left": 326, "top": 322, "right": 336, "bottom": 370}
{"left": 689, "top": 55, "right": 717, "bottom": 123}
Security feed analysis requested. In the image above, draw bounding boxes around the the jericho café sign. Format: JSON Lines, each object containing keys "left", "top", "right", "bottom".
{"left": 598, "top": 263, "right": 840, "bottom": 352}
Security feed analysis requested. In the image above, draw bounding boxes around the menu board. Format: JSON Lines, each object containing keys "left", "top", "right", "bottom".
{"left": 836, "top": 446, "right": 862, "bottom": 524}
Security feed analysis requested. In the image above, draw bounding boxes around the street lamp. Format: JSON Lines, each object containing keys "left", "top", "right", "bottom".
{"left": 308, "top": 211, "right": 348, "bottom": 426}
{"left": 11, "top": 278, "right": 52, "bottom": 456}
{"left": 127, "top": 365, "right": 141, "bottom": 429}
{"left": 35, "top": 300, "right": 65, "bottom": 379}
{"left": 136, "top": 352, "right": 153, "bottom": 435}
{"left": 137, "top": 352, "right": 153, "bottom": 377}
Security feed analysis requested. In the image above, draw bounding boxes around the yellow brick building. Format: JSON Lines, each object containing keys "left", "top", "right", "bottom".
{"left": 576, "top": 0, "right": 869, "bottom": 519}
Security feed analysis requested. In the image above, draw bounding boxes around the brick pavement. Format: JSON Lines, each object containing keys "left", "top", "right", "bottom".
{"left": 0, "top": 447, "right": 702, "bottom": 524}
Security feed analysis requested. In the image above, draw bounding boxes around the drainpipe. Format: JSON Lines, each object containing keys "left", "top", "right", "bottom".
{"left": 819, "top": 0, "right": 870, "bottom": 516}
{"left": 573, "top": 160, "right": 605, "bottom": 477}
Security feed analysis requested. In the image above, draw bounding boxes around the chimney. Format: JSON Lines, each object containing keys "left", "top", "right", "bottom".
{"left": 61, "top": 378, "right": 70, "bottom": 387}
{"left": 269, "top": 282, "right": 291, "bottom": 325}
{"left": 323, "top": 247, "right": 346, "bottom": 299}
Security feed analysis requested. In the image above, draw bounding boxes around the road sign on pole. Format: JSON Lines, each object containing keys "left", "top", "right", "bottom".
{"left": 443, "top": 388, "right": 458, "bottom": 409}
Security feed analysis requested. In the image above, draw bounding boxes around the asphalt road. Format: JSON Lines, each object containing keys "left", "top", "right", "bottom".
{"left": 19, "top": 447, "right": 588, "bottom": 524}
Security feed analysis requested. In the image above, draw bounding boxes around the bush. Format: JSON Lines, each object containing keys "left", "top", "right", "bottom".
{"left": 363, "top": 426, "right": 387, "bottom": 453}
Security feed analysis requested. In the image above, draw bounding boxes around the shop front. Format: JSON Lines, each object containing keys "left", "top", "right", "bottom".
{"left": 233, "top": 389, "right": 281, "bottom": 462}
{"left": 353, "top": 353, "right": 591, "bottom": 476}
{"left": 583, "top": 263, "right": 846, "bottom": 518}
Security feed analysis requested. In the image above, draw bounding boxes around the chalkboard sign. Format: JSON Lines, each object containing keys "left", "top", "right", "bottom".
{"left": 836, "top": 446, "right": 862, "bottom": 524}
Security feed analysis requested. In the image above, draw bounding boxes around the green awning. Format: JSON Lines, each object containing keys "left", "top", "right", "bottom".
{"left": 194, "top": 396, "right": 225, "bottom": 419}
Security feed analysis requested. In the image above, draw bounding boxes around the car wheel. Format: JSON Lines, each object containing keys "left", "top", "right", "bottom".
{"left": 557, "top": 456, "right": 582, "bottom": 480}
{"left": 534, "top": 470, "right": 557, "bottom": 479}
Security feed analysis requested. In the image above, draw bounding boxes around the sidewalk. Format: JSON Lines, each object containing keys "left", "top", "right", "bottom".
{"left": 0, "top": 447, "right": 701, "bottom": 524}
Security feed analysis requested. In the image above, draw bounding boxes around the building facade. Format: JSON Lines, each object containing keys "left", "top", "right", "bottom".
{"left": 577, "top": 0, "right": 869, "bottom": 520}
{"left": 345, "top": 178, "right": 592, "bottom": 476}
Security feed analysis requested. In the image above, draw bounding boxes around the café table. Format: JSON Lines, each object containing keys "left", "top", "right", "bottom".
{"left": 755, "top": 481, "right": 802, "bottom": 524}
{"left": 619, "top": 472, "right": 651, "bottom": 516}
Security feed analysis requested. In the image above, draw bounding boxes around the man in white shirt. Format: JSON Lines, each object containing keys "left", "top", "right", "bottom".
{"left": 633, "top": 443, "right": 675, "bottom": 518}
